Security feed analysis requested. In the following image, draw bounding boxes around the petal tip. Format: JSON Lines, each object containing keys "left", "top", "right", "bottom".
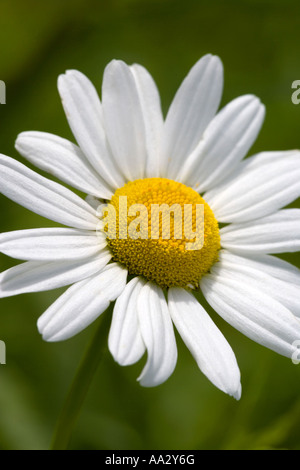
{"left": 232, "top": 383, "right": 242, "bottom": 401}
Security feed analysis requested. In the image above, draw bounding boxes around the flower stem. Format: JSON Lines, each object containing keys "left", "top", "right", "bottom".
{"left": 51, "top": 305, "right": 113, "bottom": 450}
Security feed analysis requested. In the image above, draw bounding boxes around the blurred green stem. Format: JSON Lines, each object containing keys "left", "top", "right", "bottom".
{"left": 51, "top": 305, "right": 113, "bottom": 450}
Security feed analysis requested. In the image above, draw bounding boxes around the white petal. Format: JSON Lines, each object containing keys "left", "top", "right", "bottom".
{"left": 201, "top": 272, "right": 300, "bottom": 359}
{"left": 218, "top": 250, "right": 300, "bottom": 285}
{"left": 109, "top": 277, "right": 146, "bottom": 366}
{"left": 130, "top": 64, "right": 164, "bottom": 177}
{"left": 38, "top": 263, "right": 127, "bottom": 342}
{"left": 0, "top": 154, "right": 99, "bottom": 229}
{"left": 58, "top": 69, "right": 124, "bottom": 188}
{"left": 221, "top": 209, "right": 300, "bottom": 253}
{"left": 163, "top": 55, "right": 223, "bottom": 178}
{"left": 85, "top": 195, "right": 102, "bottom": 211}
{"left": 213, "top": 251, "right": 300, "bottom": 317}
{"left": 0, "top": 228, "right": 107, "bottom": 261}
{"left": 0, "top": 250, "right": 111, "bottom": 297}
{"left": 204, "top": 151, "right": 300, "bottom": 222}
{"left": 15, "top": 131, "right": 113, "bottom": 199}
{"left": 102, "top": 60, "right": 148, "bottom": 181}
{"left": 137, "top": 283, "right": 177, "bottom": 387}
{"left": 168, "top": 288, "right": 241, "bottom": 399}
{"left": 180, "top": 95, "right": 265, "bottom": 191}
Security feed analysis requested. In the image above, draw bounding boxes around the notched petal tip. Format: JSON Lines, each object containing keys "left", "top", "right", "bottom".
{"left": 40, "top": 329, "right": 69, "bottom": 343}
{"left": 57, "top": 70, "right": 85, "bottom": 93}
{"left": 137, "top": 375, "right": 165, "bottom": 388}
{"left": 208, "top": 53, "right": 224, "bottom": 73}
{"left": 232, "top": 383, "right": 242, "bottom": 401}
{"left": 15, "top": 131, "right": 27, "bottom": 149}
{"left": 103, "top": 59, "right": 128, "bottom": 76}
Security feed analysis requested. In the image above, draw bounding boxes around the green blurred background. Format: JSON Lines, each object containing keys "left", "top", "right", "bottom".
{"left": 0, "top": 0, "right": 300, "bottom": 450}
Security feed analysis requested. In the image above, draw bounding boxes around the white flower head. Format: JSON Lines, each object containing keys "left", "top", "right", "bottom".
{"left": 1, "top": 54, "right": 300, "bottom": 400}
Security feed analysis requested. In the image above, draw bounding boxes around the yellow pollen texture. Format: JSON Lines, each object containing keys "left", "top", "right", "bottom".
{"left": 105, "top": 178, "right": 220, "bottom": 289}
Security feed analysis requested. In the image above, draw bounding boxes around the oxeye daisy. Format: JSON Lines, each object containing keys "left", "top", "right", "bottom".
{"left": 1, "top": 54, "right": 300, "bottom": 400}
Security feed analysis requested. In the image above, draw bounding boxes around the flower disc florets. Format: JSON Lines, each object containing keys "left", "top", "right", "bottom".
{"left": 105, "top": 178, "right": 220, "bottom": 288}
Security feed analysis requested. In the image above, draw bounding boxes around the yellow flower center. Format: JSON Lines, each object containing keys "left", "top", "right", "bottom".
{"left": 104, "top": 178, "right": 220, "bottom": 289}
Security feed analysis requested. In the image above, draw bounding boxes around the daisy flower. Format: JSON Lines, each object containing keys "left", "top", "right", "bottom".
{"left": 1, "top": 54, "right": 300, "bottom": 400}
